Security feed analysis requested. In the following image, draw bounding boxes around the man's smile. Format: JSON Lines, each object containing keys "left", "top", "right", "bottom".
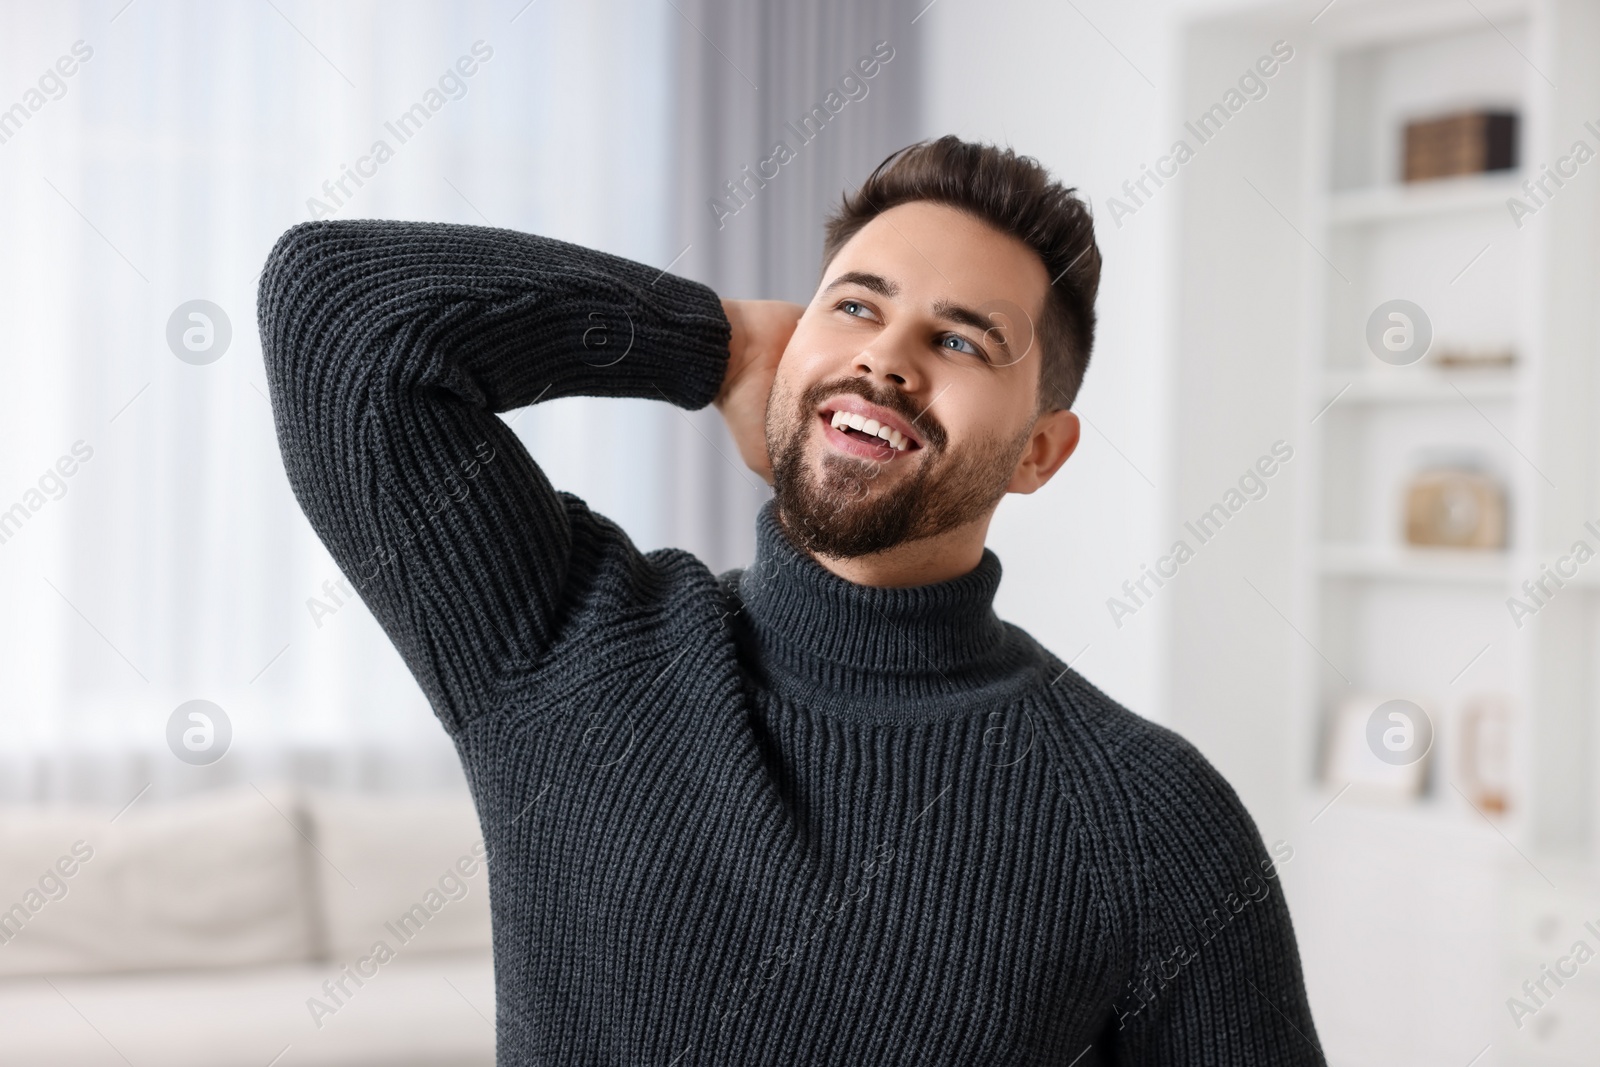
{"left": 815, "top": 393, "right": 925, "bottom": 461}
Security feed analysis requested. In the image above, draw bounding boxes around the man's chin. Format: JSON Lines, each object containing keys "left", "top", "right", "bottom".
{"left": 768, "top": 420, "right": 937, "bottom": 559}
{"left": 772, "top": 473, "right": 921, "bottom": 559}
{"left": 805, "top": 452, "right": 916, "bottom": 504}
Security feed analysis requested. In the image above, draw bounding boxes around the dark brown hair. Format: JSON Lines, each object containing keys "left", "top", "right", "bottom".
{"left": 821, "top": 135, "right": 1101, "bottom": 412}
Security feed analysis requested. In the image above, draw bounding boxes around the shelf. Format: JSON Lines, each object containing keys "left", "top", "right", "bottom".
{"left": 1318, "top": 370, "right": 1521, "bottom": 407}
{"left": 1318, "top": 543, "right": 1510, "bottom": 585}
{"left": 1327, "top": 172, "right": 1524, "bottom": 226}
{"left": 1298, "top": 785, "right": 1517, "bottom": 843}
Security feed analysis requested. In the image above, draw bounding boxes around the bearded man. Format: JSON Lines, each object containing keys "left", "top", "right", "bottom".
{"left": 260, "top": 135, "right": 1324, "bottom": 1066}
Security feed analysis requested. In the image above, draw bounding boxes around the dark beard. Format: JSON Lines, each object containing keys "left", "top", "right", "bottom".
{"left": 767, "top": 376, "right": 1031, "bottom": 559}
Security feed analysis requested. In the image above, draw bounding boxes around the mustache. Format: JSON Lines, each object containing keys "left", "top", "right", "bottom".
{"left": 800, "top": 376, "right": 947, "bottom": 451}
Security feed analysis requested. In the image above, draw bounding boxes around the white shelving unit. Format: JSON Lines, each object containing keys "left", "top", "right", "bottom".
{"left": 1173, "top": 1, "right": 1600, "bottom": 1064}
{"left": 1326, "top": 170, "right": 1527, "bottom": 224}
{"left": 1306, "top": 9, "right": 1535, "bottom": 833}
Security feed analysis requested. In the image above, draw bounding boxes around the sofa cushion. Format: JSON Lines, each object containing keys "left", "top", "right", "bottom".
{"left": 302, "top": 788, "right": 491, "bottom": 961}
{"left": 0, "top": 784, "right": 316, "bottom": 977}
{"left": 0, "top": 947, "right": 494, "bottom": 1067}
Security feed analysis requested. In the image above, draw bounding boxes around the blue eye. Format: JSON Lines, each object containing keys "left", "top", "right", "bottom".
{"left": 840, "top": 300, "right": 869, "bottom": 317}
{"left": 940, "top": 333, "right": 980, "bottom": 356}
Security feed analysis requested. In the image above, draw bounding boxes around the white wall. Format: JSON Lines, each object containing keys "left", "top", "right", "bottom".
{"left": 921, "top": 0, "right": 1196, "bottom": 726}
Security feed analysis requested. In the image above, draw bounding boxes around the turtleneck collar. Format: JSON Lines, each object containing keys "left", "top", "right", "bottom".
{"left": 726, "top": 500, "right": 1047, "bottom": 721}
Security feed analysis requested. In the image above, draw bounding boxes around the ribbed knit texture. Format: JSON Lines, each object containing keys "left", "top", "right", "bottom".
{"left": 258, "top": 219, "right": 1325, "bottom": 1066}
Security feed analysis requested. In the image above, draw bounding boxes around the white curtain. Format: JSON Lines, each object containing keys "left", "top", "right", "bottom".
{"left": 0, "top": 0, "right": 712, "bottom": 802}
{"left": 0, "top": 0, "right": 921, "bottom": 805}
{"left": 666, "top": 0, "right": 924, "bottom": 567}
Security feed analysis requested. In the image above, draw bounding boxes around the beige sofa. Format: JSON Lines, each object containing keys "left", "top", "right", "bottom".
{"left": 0, "top": 785, "right": 495, "bottom": 1067}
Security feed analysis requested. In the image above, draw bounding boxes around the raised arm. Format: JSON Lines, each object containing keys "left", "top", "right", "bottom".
{"left": 257, "top": 220, "right": 730, "bottom": 735}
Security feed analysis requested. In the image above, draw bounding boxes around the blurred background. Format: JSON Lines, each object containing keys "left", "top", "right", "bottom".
{"left": 0, "top": 0, "right": 1596, "bottom": 1063}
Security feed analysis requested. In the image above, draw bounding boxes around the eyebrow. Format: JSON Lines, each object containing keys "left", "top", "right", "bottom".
{"left": 821, "top": 271, "right": 1006, "bottom": 349}
{"left": 929, "top": 298, "right": 995, "bottom": 339}
{"left": 823, "top": 270, "right": 898, "bottom": 299}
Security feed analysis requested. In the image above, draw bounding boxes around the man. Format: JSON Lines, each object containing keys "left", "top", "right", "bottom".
{"left": 260, "top": 135, "right": 1324, "bottom": 1065}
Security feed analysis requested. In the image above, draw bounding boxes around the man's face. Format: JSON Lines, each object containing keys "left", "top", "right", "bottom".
{"left": 765, "top": 200, "right": 1054, "bottom": 559}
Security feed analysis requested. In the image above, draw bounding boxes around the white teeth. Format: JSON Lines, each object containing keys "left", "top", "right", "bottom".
{"left": 826, "top": 409, "right": 912, "bottom": 451}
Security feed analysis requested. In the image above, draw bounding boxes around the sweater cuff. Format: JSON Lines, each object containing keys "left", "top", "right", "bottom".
{"left": 641, "top": 270, "right": 732, "bottom": 412}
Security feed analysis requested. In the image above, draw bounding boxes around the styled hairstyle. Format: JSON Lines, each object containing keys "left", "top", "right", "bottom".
{"left": 821, "top": 135, "right": 1102, "bottom": 412}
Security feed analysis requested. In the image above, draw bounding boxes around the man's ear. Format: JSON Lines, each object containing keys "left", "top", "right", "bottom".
{"left": 1006, "top": 408, "right": 1080, "bottom": 494}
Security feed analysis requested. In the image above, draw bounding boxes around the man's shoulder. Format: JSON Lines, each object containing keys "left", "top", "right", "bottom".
{"left": 1036, "top": 660, "right": 1257, "bottom": 839}
{"left": 1029, "top": 654, "right": 1191, "bottom": 763}
{"left": 1032, "top": 666, "right": 1284, "bottom": 926}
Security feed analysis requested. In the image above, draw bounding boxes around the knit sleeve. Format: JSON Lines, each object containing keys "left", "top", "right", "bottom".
{"left": 257, "top": 219, "right": 731, "bottom": 735}
{"left": 1108, "top": 728, "right": 1326, "bottom": 1066}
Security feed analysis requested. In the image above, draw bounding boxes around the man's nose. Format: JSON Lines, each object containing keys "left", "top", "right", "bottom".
{"left": 851, "top": 326, "right": 923, "bottom": 391}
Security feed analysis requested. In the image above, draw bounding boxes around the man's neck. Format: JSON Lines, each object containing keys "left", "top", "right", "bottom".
{"left": 794, "top": 512, "right": 994, "bottom": 589}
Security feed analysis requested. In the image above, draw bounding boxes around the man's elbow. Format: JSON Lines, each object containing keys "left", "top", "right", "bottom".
{"left": 255, "top": 220, "right": 355, "bottom": 374}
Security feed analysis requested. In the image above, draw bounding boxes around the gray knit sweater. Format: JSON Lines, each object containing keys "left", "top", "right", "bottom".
{"left": 258, "top": 219, "right": 1325, "bottom": 1066}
